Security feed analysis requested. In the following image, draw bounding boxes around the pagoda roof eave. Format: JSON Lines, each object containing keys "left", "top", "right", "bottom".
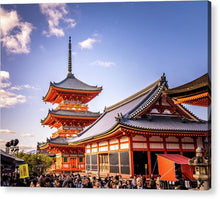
{"left": 39, "top": 143, "right": 50, "bottom": 150}
{"left": 41, "top": 109, "right": 100, "bottom": 125}
{"left": 51, "top": 84, "right": 102, "bottom": 92}
{"left": 50, "top": 75, "right": 102, "bottom": 93}
{"left": 43, "top": 85, "right": 102, "bottom": 103}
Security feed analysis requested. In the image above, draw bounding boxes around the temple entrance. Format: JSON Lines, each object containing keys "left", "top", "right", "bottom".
{"left": 99, "top": 154, "right": 109, "bottom": 173}
{"left": 133, "top": 151, "right": 148, "bottom": 175}
{"left": 70, "top": 158, "right": 77, "bottom": 169}
{"left": 183, "top": 152, "right": 195, "bottom": 159}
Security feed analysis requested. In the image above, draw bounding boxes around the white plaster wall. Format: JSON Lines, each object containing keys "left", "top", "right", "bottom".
{"left": 182, "top": 144, "right": 195, "bottom": 150}
{"left": 92, "top": 143, "right": 97, "bottom": 147}
{"left": 109, "top": 138, "right": 118, "bottom": 144}
{"left": 99, "top": 141, "right": 108, "bottom": 146}
{"left": 133, "top": 142, "right": 147, "bottom": 149}
{"left": 86, "top": 149, "right": 91, "bottom": 153}
{"left": 166, "top": 136, "right": 179, "bottom": 142}
{"left": 150, "top": 136, "right": 163, "bottom": 142}
{"left": 120, "top": 143, "right": 129, "bottom": 149}
{"left": 110, "top": 145, "right": 119, "bottom": 150}
{"left": 132, "top": 135, "right": 146, "bottom": 141}
{"left": 92, "top": 148, "right": 97, "bottom": 152}
{"left": 166, "top": 143, "right": 179, "bottom": 149}
{"left": 120, "top": 136, "right": 128, "bottom": 142}
{"left": 182, "top": 137, "right": 194, "bottom": 142}
{"left": 150, "top": 143, "right": 163, "bottom": 149}
{"left": 99, "top": 146, "right": 108, "bottom": 152}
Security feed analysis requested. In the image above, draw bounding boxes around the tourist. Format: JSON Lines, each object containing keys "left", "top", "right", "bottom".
{"left": 74, "top": 178, "right": 82, "bottom": 188}
{"left": 62, "top": 175, "right": 74, "bottom": 188}
{"left": 82, "top": 177, "right": 93, "bottom": 188}
{"left": 30, "top": 181, "right": 35, "bottom": 187}
{"left": 131, "top": 175, "right": 137, "bottom": 188}
{"left": 148, "top": 176, "right": 156, "bottom": 189}
{"left": 156, "top": 175, "right": 161, "bottom": 189}
{"left": 136, "top": 177, "right": 144, "bottom": 189}
{"left": 45, "top": 177, "right": 54, "bottom": 187}
{"left": 126, "top": 179, "right": 133, "bottom": 189}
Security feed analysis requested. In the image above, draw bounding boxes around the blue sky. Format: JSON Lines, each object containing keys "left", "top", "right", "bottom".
{"left": 0, "top": 1, "right": 210, "bottom": 152}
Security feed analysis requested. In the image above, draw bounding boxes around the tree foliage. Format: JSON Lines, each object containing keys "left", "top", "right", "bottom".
{"left": 17, "top": 152, "right": 53, "bottom": 175}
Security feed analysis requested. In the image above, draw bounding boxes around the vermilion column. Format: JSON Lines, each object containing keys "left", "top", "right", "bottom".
{"left": 129, "top": 136, "right": 134, "bottom": 177}
{"left": 146, "top": 135, "right": 152, "bottom": 177}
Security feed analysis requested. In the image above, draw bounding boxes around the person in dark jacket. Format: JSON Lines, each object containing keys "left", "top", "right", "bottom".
{"left": 82, "top": 177, "right": 93, "bottom": 188}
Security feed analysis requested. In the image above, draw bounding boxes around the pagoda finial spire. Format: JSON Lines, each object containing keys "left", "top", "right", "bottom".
{"left": 67, "top": 36, "right": 73, "bottom": 77}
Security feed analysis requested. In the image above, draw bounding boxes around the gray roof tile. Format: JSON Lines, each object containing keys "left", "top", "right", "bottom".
{"left": 120, "top": 116, "right": 209, "bottom": 132}
{"left": 48, "top": 137, "right": 68, "bottom": 145}
{"left": 69, "top": 84, "right": 159, "bottom": 143}
{"left": 51, "top": 75, "right": 102, "bottom": 91}
{"left": 67, "top": 75, "right": 209, "bottom": 144}
{"left": 50, "top": 109, "right": 100, "bottom": 117}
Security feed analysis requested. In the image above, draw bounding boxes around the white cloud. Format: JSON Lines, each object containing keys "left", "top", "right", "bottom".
{"left": 0, "top": 89, "right": 26, "bottom": 108}
{"left": 90, "top": 60, "right": 116, "bottom": 68}
{"left": 1, "top": 70, "right": 39, "bottom": 108}
{"left": 0, "top": 129, "right": 16, "bottom": 134}
{"left": 19, "top": 145, "right": 36, "bottom": 152}
{"left": 40, "top": 44, "right": 46, "bottom": 51}
{"left": 39, "top": 3, "right": 76, "bottom": 37}
{"left": 0, "top": 71, "right": 10, "bottom": 80}
{"left": 78, "top": 38, "right": 98, "bottom": 49}
{"left": 21, "top": 133, "right": 34, "bottom": 137}
{"left": 72, "top": 51, "right": 77, "bottom": 56}
{"left": 0, "top": 7, "right": 33, "bottom": 54}
{"left": 0, "top": 139, "right": 35, "bottom": 152}
{"left": 0, "top": 70, "right": 26, "bottom": 108}
{"left": 0, "top": 139, "right": 7, "bottom": 150}
{"left": 0, "top": 71, "right": 11, "bottom": 88}
{"left": 10, "top": 84, "right": 39, "bottom": 91}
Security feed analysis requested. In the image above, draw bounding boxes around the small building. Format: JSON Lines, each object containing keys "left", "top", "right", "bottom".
{"left": 0, "top": 149, "right": 24, "bottom": 174}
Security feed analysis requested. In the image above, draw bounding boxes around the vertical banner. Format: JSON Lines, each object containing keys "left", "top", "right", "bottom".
{"left": 19, "top": 164, "right": 29, "bottom": 179}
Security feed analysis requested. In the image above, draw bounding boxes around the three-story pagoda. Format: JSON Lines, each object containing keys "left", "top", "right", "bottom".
{"left": 40, "top": 37, "right": 102, "bottom": 173}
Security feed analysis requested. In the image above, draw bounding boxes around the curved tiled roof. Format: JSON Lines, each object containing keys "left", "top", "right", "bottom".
{"left": 49, "top": 109, "right": 100, "bottom": 117}
{"left": 165, "top": 73, "right": 211, "bottom": 97}
{"left": 1, "top": 149, "right": 24, "bottom": 163}
{"left": 41, "top": 109, "right": 100, "bottom": 125}
{"left": 68, "top": 74, "right": 209, "bottom": 144}
{"left": 127, "top": 81, "right": 164, "bottom": 118}
{"left": 47, "top": 137, "right": 69, "bottom": 145}
{"left": 51, "top": 74, "right": 102, "bottom": 91}
{"left": 68, "top": 79, "right": 162, "bottom": 143}
{"left": 120, "top": 116, "right": 209, "bottom": 132}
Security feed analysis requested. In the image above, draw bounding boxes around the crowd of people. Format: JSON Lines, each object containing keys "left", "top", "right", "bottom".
{"left": 1, "top": 172, "right": 195, "bottom": 189}
{"left": 1, "top": 172, "right": 162, "bottom": 189}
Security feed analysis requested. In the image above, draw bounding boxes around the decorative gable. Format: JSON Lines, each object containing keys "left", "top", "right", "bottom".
{"left": 132, "top": 93, "right": 199, "bottom": 121}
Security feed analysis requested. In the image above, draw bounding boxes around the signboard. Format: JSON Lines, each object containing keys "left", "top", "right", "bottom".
{"left": 19, "top": 164, "right": 29, "bottom": 179}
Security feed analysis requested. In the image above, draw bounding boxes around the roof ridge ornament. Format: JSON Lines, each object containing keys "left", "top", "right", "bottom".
{"left": 160, "top": 72, "right": 168, "bottom": 88}
{"left": 67, "top": 36, "right": 74, "bottom": 78}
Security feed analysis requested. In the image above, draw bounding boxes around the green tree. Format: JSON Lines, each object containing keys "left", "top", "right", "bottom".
{"left": 17, "top": 152, "right": 53, "bottom": 176}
